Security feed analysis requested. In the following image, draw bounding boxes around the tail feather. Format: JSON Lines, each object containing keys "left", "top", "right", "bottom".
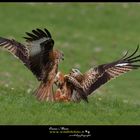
{"left": 34, "top": 82, "right": 54, "bottom": 101}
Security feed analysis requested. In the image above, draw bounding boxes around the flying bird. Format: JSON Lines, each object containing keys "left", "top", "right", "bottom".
{"left": 0, "top": 28, "right": 64, "bottom": 101}
{"left": 55, "top": 46, "right": 140, "bottom": 103}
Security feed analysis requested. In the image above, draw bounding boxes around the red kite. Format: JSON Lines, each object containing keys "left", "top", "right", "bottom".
{"left": 55, "top": 46, "right": 140, "bottom": 103}
{"left": 0, "top": 28, "right": 64, "bottom": 101}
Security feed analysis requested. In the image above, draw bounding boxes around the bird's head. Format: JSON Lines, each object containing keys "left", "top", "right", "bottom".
{"left": 69, "top": 68, "right": 83, "bottom": 78}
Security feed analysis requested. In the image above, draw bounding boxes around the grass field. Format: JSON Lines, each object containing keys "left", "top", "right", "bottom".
{"left": 0, "top": 3, "right": 140, "bottom": 124}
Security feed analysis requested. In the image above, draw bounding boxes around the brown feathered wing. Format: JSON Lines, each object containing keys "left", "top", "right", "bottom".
{"left": 0, "top": 28, "right": 54, "bottom": 81}
{"left": 66, "top": 46, "right": 140, "bottom": 101}
{"left": 82, "top": 45, "right": 140, "bottom": 95}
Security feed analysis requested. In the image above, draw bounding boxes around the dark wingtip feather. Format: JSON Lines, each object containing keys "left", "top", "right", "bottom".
{"left": 124, "top": 45, "right": 139, "bottom": 61}
{"left": 36, "top": 28, "right": 47, "bottom": 37}
{"left": 44, "top": 28, "right": 52, "bottom": 38}
{"left": 32, "top": 29, "right": 41, "bottom": 37}
{"left": 23, "top": 37, "right": 33, "bottom": 41}
{"left": 24, "top": 28, "right": 52, "bottom": 42}
{"left": 120, "top": 50, "right": 129, "bottom": 60}
{"left": 26, "top": 32, "right": 38, "bottom": 40}
{"left": 121, "top": 45, "right": 140, "bottom": 69}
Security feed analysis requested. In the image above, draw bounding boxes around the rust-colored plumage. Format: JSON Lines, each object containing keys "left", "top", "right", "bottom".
{"left": 54, "top": 72, "right": 73, "bottom": 102}
{"left": 1, "top": 28, "right": 140, "bottom": 103}
{"left": 0, "top": 28, "right": 64, "bottom": 101}
{"left": 56, "top": 46, "right": 140, "bottom": 103}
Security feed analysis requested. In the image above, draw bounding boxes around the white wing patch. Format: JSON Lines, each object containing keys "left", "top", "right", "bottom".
{"left": 30, "top": 37, "right": 47, "bottom": 56}
{"left": 115, "top": 63, "right": 128, "bottom": 66}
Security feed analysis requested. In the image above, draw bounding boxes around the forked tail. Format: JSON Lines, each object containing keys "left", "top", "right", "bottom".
{"left": 34, "top": 82, "right": 54, "bottom": 102}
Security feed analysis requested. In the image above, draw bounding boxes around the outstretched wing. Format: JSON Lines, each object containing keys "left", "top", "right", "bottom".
{"left": 0, "top": 28, "right": 54, "bottom": 81}
{"left": 82, "top": 45, "right": 140, "bottom": 95}
{"left": 0, "top": 37, "right": 29, "bottom": 67}
{"left": 23, "top": 28, "right": 54, "bottom": 80}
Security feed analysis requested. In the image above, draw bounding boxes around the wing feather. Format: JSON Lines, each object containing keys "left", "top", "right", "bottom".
{"left": 0, "top": 37, "right": 29, "bottom": 67}
{"left": 82, "top": 46, "right": 140, "bottom": 95}
{"left": 0, "top": 28, "right": 55, "bottom": 81}
{"left": 65, "top": 75, "right": 88, "bottom": 102}
{"left": 23, "top": 28, "right": 54, "bottom": 80}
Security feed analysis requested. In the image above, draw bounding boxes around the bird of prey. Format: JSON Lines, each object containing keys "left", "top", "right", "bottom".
{"left": 55, "top": 46, "right": 140, "bottom": 103}
{"left": 54, "top": 71, "right": 88, "bottom": 102}
{"left": 0, "top": 28, "right": 64, "bottom": 101}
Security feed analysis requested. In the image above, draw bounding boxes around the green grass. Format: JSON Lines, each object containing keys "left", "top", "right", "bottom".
{"left": 0, "top": 3, "right": 140, "bottom": 124}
